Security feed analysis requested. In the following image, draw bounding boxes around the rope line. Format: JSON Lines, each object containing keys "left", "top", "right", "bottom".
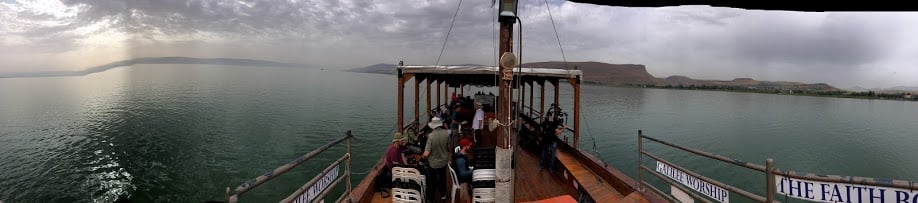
{"left": 435, "top": 0, "right": 464, "bottom": 66}
{"left": 543, "top": 0, "right": 568, "bottom": 69}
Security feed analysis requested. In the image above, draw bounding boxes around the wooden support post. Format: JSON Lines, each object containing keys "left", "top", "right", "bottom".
{"left": 397, "top": 61, "right": 405, "bottom": 133}
{"left": 529, "top": 81, "right": 534, "bottom": 118}
{"left": 539, "top": 80, "right": 545, "bottom": 123}
{"left": 552, "top": 80, "right": 560, "bottom": 106}
{"left": 437, "top": 80, "right": 441, "bottom": 112}
{"left": 414, "top": 77, "right": 420, "bottom": 124}
{"left": 570, "top": 77, "right": 581, "bottom": 148}
{"left": 426, "top": 79, "right": 431, "bottom": 121}
{"left": 521, "top": 80, "right": 526, "bottom": 117}
{"left": 444, "top": 82, "right": 449, "bottom": 106}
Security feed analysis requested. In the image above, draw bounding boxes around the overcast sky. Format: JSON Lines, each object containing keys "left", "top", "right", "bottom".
{"left": 2, "top": 0, "right": 916, "bottom": 88}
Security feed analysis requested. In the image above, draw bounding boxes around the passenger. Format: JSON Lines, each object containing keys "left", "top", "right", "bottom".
{"left": 387, "top": 132, "right": 408, "bottom": 169}
{"left": 453, "top": 138, "right": 474, "bottom": 184}
{"left": 404, "top": 121, "right": 420, "bottom": 144}
{"left": 423, "top": 117, "right": 450, "bottom": 200}
{"left": 377, "top": 132, "right": 408, "bottom": 197}
{"left": 472, "top": 102, "right": 484, "bottom": 143}
{"left": 450, "top": 105, "right": 462, "bottom": 130}
{"left": 540, "top": 123, "right": 566, "bottom": 172}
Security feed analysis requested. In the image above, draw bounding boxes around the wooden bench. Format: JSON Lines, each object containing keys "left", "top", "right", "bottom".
{"left": 555, "top": 148, "right": 627, "bottom": 202}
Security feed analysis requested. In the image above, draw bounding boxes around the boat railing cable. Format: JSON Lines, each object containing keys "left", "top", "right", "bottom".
{"left": 435, "top": 0, "right": 464, "bottom": 66}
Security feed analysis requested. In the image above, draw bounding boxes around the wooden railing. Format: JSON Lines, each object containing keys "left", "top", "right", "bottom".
{"left": 225, "top": 131, "right": 354, "bottom": 203}
{"left": 638, "top": 130, "right": 918, "bottom": 203}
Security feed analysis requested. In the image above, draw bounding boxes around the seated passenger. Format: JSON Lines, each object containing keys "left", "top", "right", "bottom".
{"left": 376, "top": 132, "right": 407, "bottom": 197}
{"left": 453, "top": 138, "right": 474, "bottom": 184}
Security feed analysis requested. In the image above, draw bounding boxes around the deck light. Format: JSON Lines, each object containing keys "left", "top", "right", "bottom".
{"left": 498, "top": 0, "right": 518, "bottom": 23}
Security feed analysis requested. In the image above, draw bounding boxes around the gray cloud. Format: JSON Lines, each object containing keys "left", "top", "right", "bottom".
{"left": 1, "top": 0, "right": 916, "bottom": 88}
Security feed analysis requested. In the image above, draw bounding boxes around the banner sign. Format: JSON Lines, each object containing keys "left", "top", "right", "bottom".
{"left": 776, "top": 175, "right": 918, "bottom": 203}
{"left": 294, "top": 164, "right": 340, "bottom": 203}
{"left": 656, "top": 161, "right": 730, "bottom": 203}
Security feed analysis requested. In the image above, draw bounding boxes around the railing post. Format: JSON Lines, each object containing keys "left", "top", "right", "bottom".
{"left": 638, "top": 130, "right": 644, "bottom": 192}
{"left": 346, "top": 131, "right": 353, "bottom": 203}
{"left": 226, "top": 187, "right": 235, "bottom": 203}
{"left": 766, "top": 158, "right": 775, "bottom": 203}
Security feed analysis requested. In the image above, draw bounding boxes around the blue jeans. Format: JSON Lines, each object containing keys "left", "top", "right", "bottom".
{"left": 540, "top": 142, "right": 557, "bottom": 171}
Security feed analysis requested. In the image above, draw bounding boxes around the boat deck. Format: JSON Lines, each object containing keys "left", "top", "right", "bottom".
{"left": 514, "top": 147, "right": 580, "bottom": 201}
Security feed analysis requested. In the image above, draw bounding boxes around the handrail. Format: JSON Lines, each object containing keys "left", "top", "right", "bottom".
{"left": 637, "top": 130, "right": 918, "bottom": 203}
{"left": 280, "top": 154, "right": 349, "bottom": 203}
{"left": 226, "top": 131, "right": 354, "bottom": 203}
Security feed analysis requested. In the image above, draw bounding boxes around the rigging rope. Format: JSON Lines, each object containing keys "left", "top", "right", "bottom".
{"left": 435, "top": 0, "right": 464, "bottom": 66}
{"left": 543, "top": 0, "right": 568, "bottom": 69}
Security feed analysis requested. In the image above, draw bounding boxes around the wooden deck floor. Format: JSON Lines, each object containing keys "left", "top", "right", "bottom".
{"left": 514, "top": 148, "right": 580, "bottom": 202}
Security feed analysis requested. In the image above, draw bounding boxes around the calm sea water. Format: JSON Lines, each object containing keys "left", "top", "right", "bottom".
{"left": 0, "top": 65, "right": 916, "bottom": 202}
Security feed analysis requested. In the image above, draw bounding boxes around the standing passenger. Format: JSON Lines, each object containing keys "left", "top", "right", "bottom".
{"left": 423, "top": 117, "right": 450, "bottom": 200}
{"left": 472, "top": 102, "right": 484, "bottom": 143}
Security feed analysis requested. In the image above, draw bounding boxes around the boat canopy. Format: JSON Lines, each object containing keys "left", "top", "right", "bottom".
{"left": 398, "top": 65, "right": 582, "bottom": 87}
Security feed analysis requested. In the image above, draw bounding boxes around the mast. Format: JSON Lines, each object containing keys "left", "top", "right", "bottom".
{"left": 496, "top": 1, "right": 518, "bottom": 203}
{"left": 497, "top": 0, "right": 517, "bottom": 149}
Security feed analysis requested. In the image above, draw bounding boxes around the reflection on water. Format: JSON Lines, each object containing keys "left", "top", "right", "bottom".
{"left": 1, "top": 65, "right": 917, "bottom": 202}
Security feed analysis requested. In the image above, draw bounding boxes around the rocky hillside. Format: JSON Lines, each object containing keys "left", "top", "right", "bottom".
{"left": 521, "top": 61, "right": 661, "bottom": 85}
{"left": 349, "top": 61, "right": 840, "bottom": 92}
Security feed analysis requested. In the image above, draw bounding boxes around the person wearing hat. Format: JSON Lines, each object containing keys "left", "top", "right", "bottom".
{"left": 403, "top": 120, "right": 420, "bottom": 144}
{"left": 423, "top": 117, "right": 450, "bottom": 200}
{"left": 387, "top": 132, "right": 408, "bottom": 170}
{"left": 377, "top": 132, "right": 408, "bottom": 197}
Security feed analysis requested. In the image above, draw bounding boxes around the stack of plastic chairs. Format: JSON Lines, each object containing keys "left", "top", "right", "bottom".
{"left": 471, "top": 188, "right": 496, "bottom": 203}
{"left": 471, "top": 147, "right": 496, "bottom": 203}
{"left": 392, "top": 167, "right": 425, "bottom": 203}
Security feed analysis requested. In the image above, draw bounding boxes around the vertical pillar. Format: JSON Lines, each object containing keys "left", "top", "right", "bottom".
{"left": 539, "top": 80, "right": 545, "bottom": 123}
{"left": 414, "top": 77, "right": 420, "bottom": 124}
{"left": 529, "top": 81, "right": 534, "bottom": 118}
{"left": 571, "top": 77, "right": 580, "bottom": 148}
{"left": 397, "top": 61, "right": 405, "bottom": 134}
{"left": 437, "top": 80, "right": 441, "bottom": 112}
{"left": 426, "top": 79, "right": 432, "bottom": 121}
{"left": 767, "top": 159, "right": 776, "bottom": 203}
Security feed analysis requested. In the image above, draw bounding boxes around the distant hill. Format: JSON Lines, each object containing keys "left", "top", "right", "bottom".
{"left": 887, "top": 86, "right": 918, "bottom": 92}
{"left": 350, "top": 61, "right": 841, "bottom": 92}
{"left": 0, "top": 57, "right": 307, "bottom": 78}
{"left": 521, "top": 61, "right": 661, "bottom": 85}
{"left": 523, "top": 61, "right": 838, "bottom": 92}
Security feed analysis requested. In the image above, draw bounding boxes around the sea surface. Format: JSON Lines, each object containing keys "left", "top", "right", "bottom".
{"left": 1, "top": 65, "right": 916, "bottom": 202}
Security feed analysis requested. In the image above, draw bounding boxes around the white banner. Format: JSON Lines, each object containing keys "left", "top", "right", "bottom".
{"left": 295, "top": 164, "right": 340, "bottom": 203}
{"left": 656, "top": 161, "right": 730, "bottom": 203}
{"left": 776, "top": 175, "right": 918, "bottom": 203}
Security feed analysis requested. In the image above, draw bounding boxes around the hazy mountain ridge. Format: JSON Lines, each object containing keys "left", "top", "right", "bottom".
{"left": 349, "top": 61, "right": 843, "bottom": 92}
{"left": 0, "top": 57, "right": 308, "bottom": 78}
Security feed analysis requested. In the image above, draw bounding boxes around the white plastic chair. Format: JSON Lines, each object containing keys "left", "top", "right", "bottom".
{"left": 472, "top": 188, "right": 496, "bottom": 203}
{"left": 472, "top": 169, "right": 496, "bottom": 182}
{"left": 447, "top": 163, "right": 461, "bottom": 203}
{"left": 393, "top": 188, "right": 423, "bottom": 203}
